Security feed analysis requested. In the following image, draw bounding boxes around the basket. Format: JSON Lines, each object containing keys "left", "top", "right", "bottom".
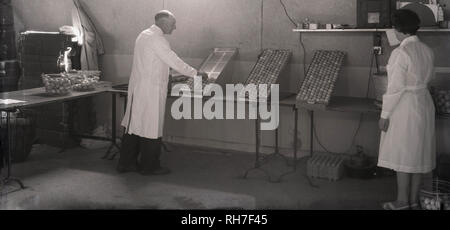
{"left": 41, "top": 74, "right": 71, "bottom": 96}
{"left": 419, "top": 179, "right": 450, "bottom": 210}
{"left": 66, "top": 71, "right": 100, "bottom": 92}
{"left": 431, "top": 87, "right": 450, "bottom": 115}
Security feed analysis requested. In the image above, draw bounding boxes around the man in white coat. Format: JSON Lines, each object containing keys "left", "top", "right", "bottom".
{"left": 118, "top": 10, "right": 208, "bottom": 175}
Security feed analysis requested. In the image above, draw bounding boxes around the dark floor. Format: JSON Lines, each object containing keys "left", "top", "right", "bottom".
{"left": 0, "top": 144, "right": 397, "bottom": 210}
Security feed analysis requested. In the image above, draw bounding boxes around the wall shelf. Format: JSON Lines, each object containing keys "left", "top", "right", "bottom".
{"left": 293, "top": 28, "right": 450, "bottom": 33}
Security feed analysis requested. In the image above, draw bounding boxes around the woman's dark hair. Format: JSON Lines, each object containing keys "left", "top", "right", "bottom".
{"left": 392, "top": 9, "right": 421, "bottom": 35}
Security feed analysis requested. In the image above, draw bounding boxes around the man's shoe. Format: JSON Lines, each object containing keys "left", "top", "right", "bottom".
{"left": 117, "top": 165, "right": 138, "bottom": 174}
{"left": 140, "top": 167, "right": 171, "bottom": 176}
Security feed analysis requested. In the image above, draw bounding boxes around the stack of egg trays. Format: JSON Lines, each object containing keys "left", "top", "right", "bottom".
{"left": 297, "top": 50, "right": 346, "bottom": 108}
{"left": 307, "top": 153, "right": 346, "bottom": 182}
{"left": 241, "top": 49, "right": 292, "bottom": 100}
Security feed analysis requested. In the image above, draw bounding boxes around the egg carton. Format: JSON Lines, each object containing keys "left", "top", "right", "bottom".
{"left": 307, "top": 153, "right": 346, "bottom": 182}
{"left": 431, "top": 88, "right": 450, "bottom": 115}
{"left": 297, "top": 50, "right": 346, "bottom": 109}
{"left": 240, "top": 49, "right": 292, "bottom": 100}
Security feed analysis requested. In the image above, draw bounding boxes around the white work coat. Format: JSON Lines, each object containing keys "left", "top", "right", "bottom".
{"left": 121, "top": 25, "right": 197, "bottom": 139}
{"left": 378, "top": 36, "right": 436, "bottom": 174}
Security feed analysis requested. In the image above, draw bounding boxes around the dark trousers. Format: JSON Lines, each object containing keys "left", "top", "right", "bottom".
{"left": 118, "top": 134, "right": 162, "bottom": 172}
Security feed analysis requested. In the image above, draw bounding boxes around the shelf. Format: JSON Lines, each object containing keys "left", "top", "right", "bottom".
{"left": 293, "top": 28, "right": 450, "bottom": 33}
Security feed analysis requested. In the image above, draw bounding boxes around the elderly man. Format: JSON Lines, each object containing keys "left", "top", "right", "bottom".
{"left": 118, "top": 10, "right": 208, "bottom": 175}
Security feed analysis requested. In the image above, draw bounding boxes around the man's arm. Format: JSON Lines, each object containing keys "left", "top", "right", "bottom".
{"left": 151, "top": 37, "right": 198, "bottom": 78}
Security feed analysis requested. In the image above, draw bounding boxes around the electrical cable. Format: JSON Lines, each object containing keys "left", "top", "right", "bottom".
{"left": 280, "top": 0, "right": 297, "bottom": 27}
{"left": 309, "top": 51, "right": 376, "bottom": 156}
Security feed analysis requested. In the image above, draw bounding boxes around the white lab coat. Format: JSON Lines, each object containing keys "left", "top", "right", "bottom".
{"left": 121, "top": 25, "right": 197, "bottom": 139}
{"left": 378, "top": 36, "right": 436, "bottom": 174}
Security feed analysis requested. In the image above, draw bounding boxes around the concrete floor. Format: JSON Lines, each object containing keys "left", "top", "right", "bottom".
{"left": 0, "top": 144, "right": 397, "bottom": 210}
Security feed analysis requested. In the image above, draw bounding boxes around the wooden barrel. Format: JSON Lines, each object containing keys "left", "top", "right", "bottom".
{"left": 0, "top": 26, "right": 16, "bottom": 60}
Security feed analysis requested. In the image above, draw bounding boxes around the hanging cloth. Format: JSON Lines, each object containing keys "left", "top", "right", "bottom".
{"left": 72, "top": 0, "right": 105, "bottom": 70}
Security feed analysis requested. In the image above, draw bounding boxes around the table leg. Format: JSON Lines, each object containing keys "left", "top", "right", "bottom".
{"left": 294, "top": 108, "right": 298, "bottom": 169}
{"left": 58, "top": 102, "right": 69, "bottom": 153}
{"left": 2, "top": 110, "right": 26, "bottom": 195}
{"left": 243, "top": 102, "right": 268, "bottom": 180}
{"left": 275, "top": 125, "right": 279, "bottom": 155}
{"left": 103, "top": 93, "right": 119, "bottom": 159}
{"left": 309, "top": 110, "right": 314, "bottom": 157}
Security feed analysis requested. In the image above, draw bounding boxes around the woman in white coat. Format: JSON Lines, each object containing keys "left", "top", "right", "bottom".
{"left": 379, "top": 9, "right": 436, "bottom": 210}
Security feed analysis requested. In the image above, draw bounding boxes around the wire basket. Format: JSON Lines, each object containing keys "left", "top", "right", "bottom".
{"left": 66, "top": 72, "right": 100, "bottom": 92}
{"left": 41, "top": 74, "right": 72, "bottom": 96}
{"left": 419, "top": 179, "right": 450, "bottom": 210}
{"left": 431, "top": 87, "right": 450, "bottom": 116}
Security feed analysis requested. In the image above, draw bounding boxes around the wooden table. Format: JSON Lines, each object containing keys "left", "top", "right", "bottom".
{"left": 295, "top": 96, "right": 381, "bottom": 158}
{"left": 108, "top": 87, "right": 299, "bottom": 182}
{"left": 0, "top": 82, "right": 113, "bottom": 194}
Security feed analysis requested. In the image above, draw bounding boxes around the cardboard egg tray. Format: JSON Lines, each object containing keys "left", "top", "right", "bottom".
{"left": 297, "top": 50, "right": 346, "bottom": 110}
{"left": 240, "top": 49, "right": 292, "bottom": 100}
{"left": 172, "top": 48, "right": 237, "bottom": 94}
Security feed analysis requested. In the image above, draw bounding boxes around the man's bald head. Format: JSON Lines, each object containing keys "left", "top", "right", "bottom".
{"left": 155, "top": 10, "right": 175, "bottom": 22}
{"left": 155, "top": 10, "right": 177, "bottom": 35}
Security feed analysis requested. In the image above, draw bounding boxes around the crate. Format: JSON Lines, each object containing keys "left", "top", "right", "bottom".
{"left": 297, "top": 50, "right": 346, "bottom": 109}
{"left": 307, "top": 153, "right": 346, "bottom": 181}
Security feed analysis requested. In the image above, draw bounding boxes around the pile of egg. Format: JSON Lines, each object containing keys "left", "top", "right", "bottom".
{"left": 298, "top": 51, "right": 346, "bottom": 105}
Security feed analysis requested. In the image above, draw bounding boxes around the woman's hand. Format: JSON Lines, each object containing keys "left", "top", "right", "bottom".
{"left": 379, "top": 118, "right": 390, "bottom": 132}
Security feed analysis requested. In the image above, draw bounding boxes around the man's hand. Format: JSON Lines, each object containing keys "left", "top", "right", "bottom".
{"left": 379, "top": 118, "right": 390, "bottom": 132}
{"left": 198, "top": 72, "right": 209, "bottom": 82}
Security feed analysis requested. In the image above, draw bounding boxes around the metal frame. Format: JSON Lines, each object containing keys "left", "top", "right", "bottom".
{"left": 1, "top": 110, "right": 26, "bottom": 195}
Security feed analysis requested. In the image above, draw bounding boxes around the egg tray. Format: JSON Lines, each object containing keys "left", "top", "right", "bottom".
{"left": 307, "top": 153, "right": 346, "bottom": 182}
{"left": 241, "top": 49, "right": 292, "bottom": 99}
{"left": 296, "top": 50, "right": 346, "bottom": 109}
{"left": 431, "top": 88, "right": 450, "bottom": 115}
{"left": 172, "top": 48, "right": 238, "bottom": 92}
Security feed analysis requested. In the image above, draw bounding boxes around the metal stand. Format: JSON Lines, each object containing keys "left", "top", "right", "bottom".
{"left": 1, "top": 110, "right": 26, "bottom": 194}
{"left": 243, "top": 102, "right": 274, "bottom": 182}
{"left": 243, "top": 104, "right": 302, "bottom": 183}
